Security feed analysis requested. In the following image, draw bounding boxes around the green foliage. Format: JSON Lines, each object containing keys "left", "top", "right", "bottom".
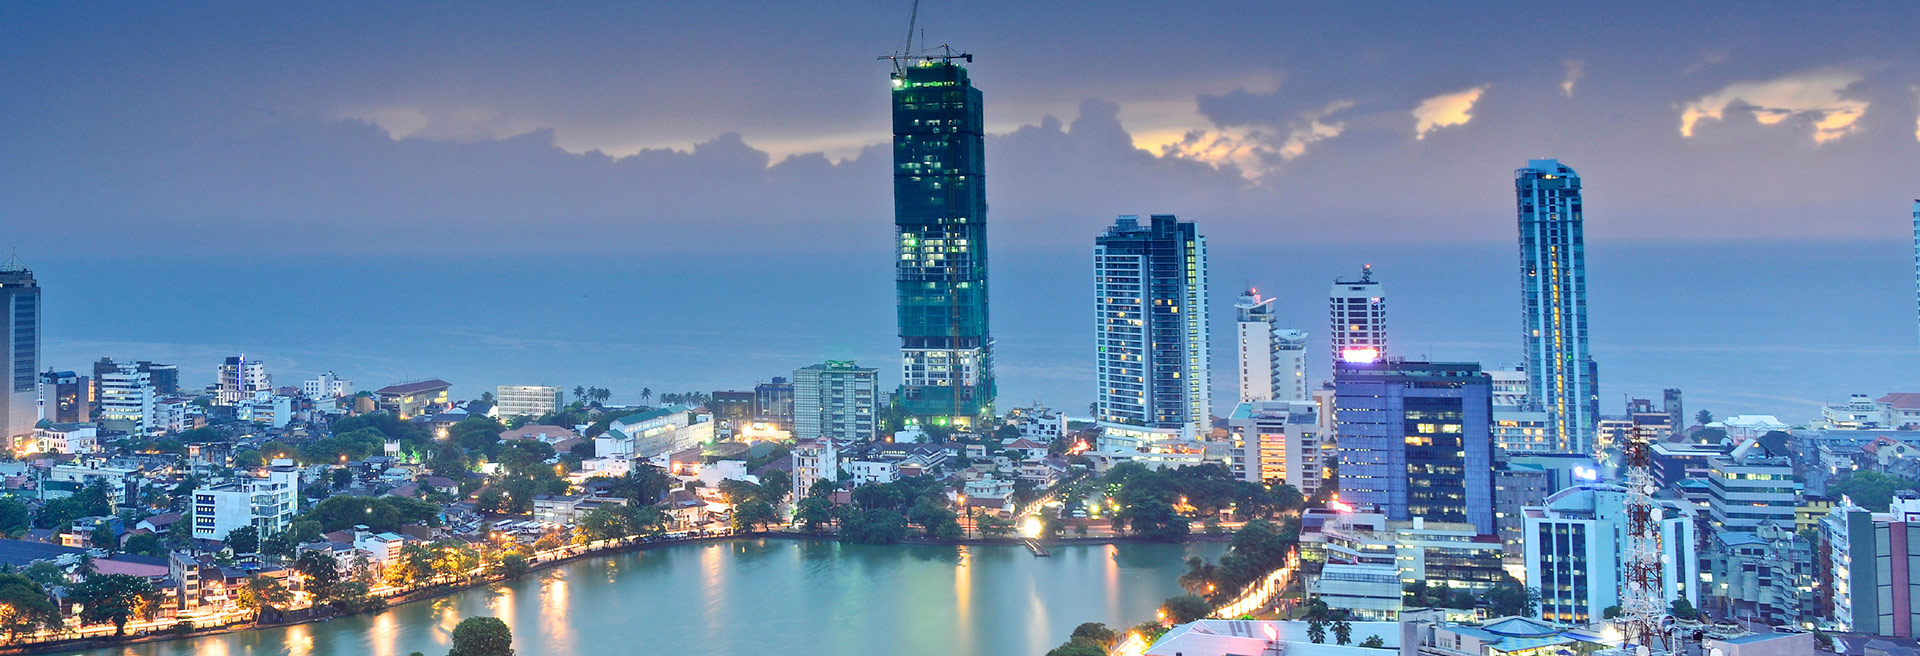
{"left": 301, "top": 428, "right": 387, "bottom": 464}
{"left": 908, "top": 498, "right": 959, "bottom": 539}
{"left": 1359, "top": 634, "right": 1386, "bottom": 649}
{"left": 90, "top": 523, "right": 116, "bottom": 550}
{"left": 1485, "top": 577, "right": 1539, "bottom": 618}
{"left": 36, "top": 480, "right": 114, "bottom": 529}
{"left": 499, "top": 553, "right": 530, "bottom": 579}
{"left": 0, "top": 497, "right": 28, "bottom": 537}
{"left": 575, "top": 504, "right": 669, "bottom": 541}
{"left": 834, "top": 507, "right": 908, "bottom": 544}
{"left": 1069, "top": 622, "right": 1116, "bottom": 646}
{"left": 1405, "top": 580, "right": 1476, "bottom": 610}
{"left": 302, "top": 495, "right": 441, "bottom": 533}
{"left": 1696, "top": 409, "right": 1713, "bottom": 426}
{"left": 731, "top": 499, "right": 779, "bottom": 532}
{"left": 1830, "top": 471, "right": 1919, "bottom": 512}
{"left": 448, "top": 616, "right": 516, "bottom": 656}
{"left": 68, "top": 573, "right": 156, "bottom": 635}
{"left": 1161, "top": 593, "right": 1211, "bottom": 624}
{"left": 1668, "top": 597, "right": 1698, "bottom": 620}
{"left": 123, "top": 533, "right": 166, "bottom": 557}
{"left": 0, "top": 573, "right": 59, "bottom": 639}
{"left": 1603, "top": 605, "right": 1621, "bottom": 619}
{"left": 292, "top": 551, "right": 342, "bottom": 602}
{"left": 795, "top": 493, "right": 836, "bottom": 533}
{"left": 1331, "top": 615, "right": 1353, "bottom": 645}
{"left": 1043, "top": 642, "right": 1106, "bottom": 656}
{"left": 20, "top": 562, "right": 65, "bottom": 589}
{"left": 1307, "top": 617, "right": 1327, "bottom": 643}
{"left": 978, "top": 513, "right": 1014, "bottom": 537}
{"left": 225, "top": 525, "right": 260, "bottom": 554}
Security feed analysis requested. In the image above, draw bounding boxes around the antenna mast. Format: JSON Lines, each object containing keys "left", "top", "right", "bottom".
{"left": 878, "top": 0, "right": 972, "bottom": 75}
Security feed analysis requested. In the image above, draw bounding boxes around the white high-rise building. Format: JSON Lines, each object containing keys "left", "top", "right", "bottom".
{"left": 0, "top": 258, "right": 39, "bottom": 449}
{"left": 1094, "top": 215, "right": 1211, "bottom": 439}
{"left": 793, "top": 361, "right": 879, "bottom": 443}
{"left": 791, "top": 439, "right": 839, "bottom": 502}
{"left": 216, "top": 355, "right": 270, "bottom": 406}
{"left": 97, "top": 364, "right": 156, "bottom": 436}
{"left": 1912, "top": 199, "right": 1918, "bottom": 344}
{"left": 1235, "top": 290, "right": 1278, "bottom": 404}
{"left": 495, "top": 385, "right": 563, "bottom": 418}
{"left": 1276, "top": 329, "right": 1308, "bottom": 402}
{"left": 1329, "top": 266, "right": 1385, "bottom": 366}
{"left": 1523, "top": 484, "right": 1698, "bottom": 626}
{"left": 303, "top": 371, "right": 352, "bottom": 399}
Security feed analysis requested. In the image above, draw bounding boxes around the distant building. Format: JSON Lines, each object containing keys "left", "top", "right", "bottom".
{"left": 1523, "top": 484, "right": 1697, "bottom": 626}
{"left": 30, "top": 422, "right": 99, "bottom": 455}
{"left": 0, "top": 258, "right": 38, "bottom": 449}
{"left": 1515, "top": 158, "right": 1598, "bottom": 455}
{"left": 1302, "top": 510, "right": 1505, "bottom": 619}
{"left": 1328, "top": 266, "right": 1385, "bottom": 366}
{"left": 753, "top": 377, "right": 794, "bottom": 429}
{"left": 192, "top": 466, "right": 300, "bottom": 542}
{"left": 303, "top": 371, "right": 352, "bottom": 399}
{"left": 374, "top": 379, "right": 451, "bottom": 419}
{"left": 709, "top": 390, "right": 755, "bottom": 433}
{"left": 1226, "top": 400, "right": 1324, "bottom": 497}
{"left": 96, "top": 363, "right": 156, "bottom": 436}
{"left": 791, "top": 439, "right": 838, "bottom": 502}
{"left": 1094, "top": 214, "right": 1211, "bottom": 439}
{"left": 215, "top": 355, "right": 270, "bottom": 406}
{"left": 1234, "top": 290, "right": 1278, "bottom": 404}
{"left": 1824, "top": 493, "right": 1920, "bottom": 637}
{"left": 236, "top": 391, "right": 294, "bottom": 428}
{"left": 1491, "top": 367, "right": 1552, "bottom": 454}
{"left": 495, "top": 385, "right": 563, "bottom": 418}
{"left": 1707, "top": 438, "right": 1801, "bottom": 532}
{"left": 1334, "top": 359, "right": 1495, "bottom": 534}
{"left": 152, "top": 397, "right": 203, "bottom": 434}
{"left": 792, "top": 361, "right": 879, "bottom": 443}
{"left": 1705, "top": 521, "right": 1816, "bottom": 629}
{"left": 38, "top": 370, "right": 91, "bottom": 424}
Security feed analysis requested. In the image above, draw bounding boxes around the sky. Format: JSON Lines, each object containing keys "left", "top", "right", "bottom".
{"left": 4, "top": 1, "right": 1919, "bottom": 257}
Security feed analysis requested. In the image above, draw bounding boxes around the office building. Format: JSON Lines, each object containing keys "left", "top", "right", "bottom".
{"left": 1706, "top": 438, "right": 1802, "bottom": 531}
{"left": 892, "top": 56, "right": 994, "bottom": 426}
{"left": 0, "top": 259, "right": 38, "bottom": 449}
{"left": 374, "top": 379, "right": 451, "bottom": 419}
{"left": 793, "top": 361, "right": 880, "bottom": 443}
{"left": 39, "top": 370, "right": 91, "bottom": 424}
{"left": 1334, "top": 359, "right": 1494, "bottom": 534}
{"left": 753, "top": 377, "right": 794, "bottom": 429}
{"left": 1094, "top": 214, "right": 1211, "bottom": 438}
{"left": 191, "top": 466, "right": 300, "bottom": 542}
{"left": 215, "top": 355, "right": 270, "bottom": 406}
{"left": 1915, "top": 199, "right": 1919, "bottom": 344}
{"left": 1522, "top": 484, "right": 1698, "bottom": 626}
{"left": 1302, "top": 510, "right": 1506, "bottom": 619}
{"left": 97, "top": 363, "right": 156, "bottom": 436}
{"left": 1328, "top": 266, "right": 1385, "bottom": 365}
{"left": 1824, "top": 493, "right": 1920, "bottom": 637}
{"left": 1705, "top": 522, "right": 1816, "bottom": 628}
{"left": 1515, "top": 159, "right": 1599, "bottom": 454}
{"left": 495, "top": 385, "right": 563, "bottom": 418}
{"left": 139, "top": 361, "right": 179, "bottom": 395}
{"left": 303, "top": 371, "right": 353, "bottom": 399}
{"left": 1490, "top": 367, "right": 1553, "bottom": 454}
{"left": 1226, "top": 400, "right": 1325, "bottom": 497}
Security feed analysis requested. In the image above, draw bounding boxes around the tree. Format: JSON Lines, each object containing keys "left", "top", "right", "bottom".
{"left": 293, "top": 551, "right": 342, "bottom": 604}
{"left": 1602, "top": 605, "right": 1622, "bottom": 619}
{"left": 1044, "top": 643, "right": 1105, "bottom": 656}
{"left": 795, "top": 495, "right": 835, "bottom": 532}
{"left": 499, "top": 553, "right": 529, "bottom": 579}
{"left": 123, "top": 533, "right": 165, "bottom": 557}
{"left": 0, "top": 497, "right": 30, "bottom": 537}
{"left": 1069, "top": 622, "right": 1116, "bottom": 647}
{"left": 573, "top": 387, "right": 587, "bottom": 404}
{"left": 68, "top": 573, "right": 156, "bottom": 635}
{"left": 1178, "top": 556, "right": 1217, "bottom": 597}
{"left": 448, "top": 616, "right": 515, "bottom": 656}
{"left": 0, "top": 573, "right": 59, "bottom": 641}
{"left": 1161, "top": 594, "right": 1211, "bottom": 624}
{"left": 1307, "top": 617, "right": 1327, "bottom": 643}
{"left": 1829, "top": 471, "right": 1920, "bottom": 512}
{"left": 236, "top": 575, "right": 292, "bottom": 622}
{"left": 1331, "top": 614, "right": 1353, "bottom": 645}
{"left": 90, "top": 523, "right": 117, "bottom": 550}
{"left": 731, "top": 499, "right": 778, "bottom": 533}
{"left": 20, "top": 562, "right": 65, "bottom": 589}
{"left": 1814, "top": 628, "right": 1835, "bottom": 651}
{"left": 226, "top": 525, "right": 260, "bottom": 554}
{"left": 1358, "top": 635, "right": 1386, "bottom": 649}
{"left": 639, "top": 388, "right": 652, "bottom": 403}
{"left": 1696, "top": 409, "right": 1713, "bottom": 426}
{"left": 1668, "top": 597, "right": 1699, "bottom": 621}
{"left": 978, "top": 513, "right": 1014, "bottom": 537}
{"left": 1485, "top": 578, "right": 1540, "bottom": 617}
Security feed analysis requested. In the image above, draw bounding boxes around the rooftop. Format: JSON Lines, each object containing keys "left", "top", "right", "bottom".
{"left": 375, "top": 379, "right": 452, "bottom": 396}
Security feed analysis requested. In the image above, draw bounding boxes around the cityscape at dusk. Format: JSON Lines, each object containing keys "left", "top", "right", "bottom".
{"left": 2, "top": 2, "right": 1919, "bottom": 655}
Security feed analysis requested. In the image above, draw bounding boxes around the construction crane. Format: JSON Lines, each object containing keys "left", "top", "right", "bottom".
{"left": 878, "top": 0, "right": 972, "bottom": 77}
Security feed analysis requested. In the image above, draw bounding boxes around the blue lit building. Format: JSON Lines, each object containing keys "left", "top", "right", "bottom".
{"left": 1094, "top": 215, "right": 1211, "bottom": 438}
{"left": 0, "top": 256, "right": 37, "bottom": 448}
{"left": 1334, "top": 359, "right": 1494, "bottom": 535}
{"left": 1515, "top": 159, "right": 1597, "bottom": 455}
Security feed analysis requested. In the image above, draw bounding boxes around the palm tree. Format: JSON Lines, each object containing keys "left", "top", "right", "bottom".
{"left": 574, "top": 386, "right": 587, "bottom": 403}
{"left": 640, "top": 387, "right": 652, "bottom": 403}
{"left": 592, "top": 388, "right": 611, "bottom": 404}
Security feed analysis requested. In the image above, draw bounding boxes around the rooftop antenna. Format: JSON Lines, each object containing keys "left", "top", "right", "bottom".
{"left": 878, "top": 0, "right": 972, "bottom": 77}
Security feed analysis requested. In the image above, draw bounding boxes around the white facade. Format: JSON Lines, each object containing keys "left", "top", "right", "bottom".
{"left": 1821, "top": 394, "right": 1891, "bottom": 429}
{"left": 1493, "top": 408, "right": 1553, "bottom": 454}
{"left": 1329, "top": 266, "right": 1386, "bottom": 366}
{"left": 846, "top": 459, "right": 898, "bottom": 487}
{"left": 1093, "top": 215, "right": 1210, "bottom": 437}
{"left": 1234, "top": 290, "right": 1278, "bottom": 404}
{"left": 793, "top": 361, "right": 879, "bottom": 442}
{"left": 152, "top": 398, "right": 201, "bottom": 434}
{"left": 237, "top": 391, "right": 294, "bottom": 428}
{"left": 303, "top": 371, "right": 353, "bottom": 399}
{"left": 1226, "top": 400, "right": 1324, "bottom": 496}
{"left": 1275, "top": 329, "right": 1307, "bottom": 402}
{"left": 1523, "top": 484, "right": 1698, "bottom": 626}
{"left": 97, "top": 365, "right": 155, "bottom": 436}
{"left": 192, "top": 467, "right": 300, "bottom": 542}
{"left": 30, "top": 423, "right": 98, "bottom": 454}
{"left": 791, "top": 439, "right": 839, "bottom": 501}
{"left": 495, "top": 385, "right": 562, "bottom": 418}
{"left": 216, "top": 356, "right": 270, "bottom": 406}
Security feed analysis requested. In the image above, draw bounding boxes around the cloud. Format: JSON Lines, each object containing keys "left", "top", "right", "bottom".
{"left": 1562, "top": 60, "right": 1584, "bottom": 97}
{"left": 336, "top": 105, "right": 546, "bottom": 143}
{"left": 1412, "top": 85, "right": 1489, "bottom": 139}
{"left": 1678, "top": 68, "right": 1869, "bottom": 143}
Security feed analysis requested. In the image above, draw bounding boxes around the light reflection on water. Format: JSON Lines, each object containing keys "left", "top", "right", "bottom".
{"left": 45, "top": 540, "right": 1222, "bottom": 656}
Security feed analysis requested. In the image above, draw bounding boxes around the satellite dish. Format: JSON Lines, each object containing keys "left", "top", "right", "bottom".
{"left": 1644, "top": 484, "right": 1658, "bottom": 495}
{"left": 1661, "top": 616, "right": 1676, "bottom": 629}
{"left": 1709, "top": 649, "right": 1724, "bottom": 656}
{"left": 1651, "top": 507, "right": 1664, "bottom": 521}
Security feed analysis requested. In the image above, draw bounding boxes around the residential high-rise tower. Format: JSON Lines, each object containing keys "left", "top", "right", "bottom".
{"left": 1235, "top": 290, "right": 1278, "bottom": 404}
{"left": 1329, "top": 266, "right": 1385, "bottom": 366}
{"left": 1515, "top": 159, "right": 1598, "bottom": 455}
{"left": 892, "top": 56, "right": 993, "bottom": 427}
{"left": 0, "top": 258, "right": 38, "bottom": 448}
{"left": 793, "top": 360, "right": 879, "bottom": 443}
{"left": 1094, "top": 215, "right": 1211, "bottom": 438}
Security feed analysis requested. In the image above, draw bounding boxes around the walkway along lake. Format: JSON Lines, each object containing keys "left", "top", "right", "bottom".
{"left": 50, "top": 538, "right": 1225, "bottom": 656}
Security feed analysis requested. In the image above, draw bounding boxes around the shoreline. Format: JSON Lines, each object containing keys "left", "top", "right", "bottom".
{"left": 4, "top": 530, "right": 1224, "bottom": 655}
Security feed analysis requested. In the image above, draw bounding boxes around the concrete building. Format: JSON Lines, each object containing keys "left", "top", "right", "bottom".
{"left": 152, "top": 397, "right": 202, "bottom": 434}
{"left": 603, "top": 406, "right": 712, "bottom": 458}
{"left": 1329, "top": 266, "right": 1386, "bottom": 366}
{"left": 1522, "top": 484, "right": 1698, "bottom": 626}
{"left": 1705, "top": 521, "right": 1816, "bottom": 628}
{"left": 1334, "top": 359, "right": 1495, "bottom": 534}
{"left": 302, "top": 371, "right": 352, "bottom": 399}
{"left": 1491, "top": 366, "right": 1553, "bottom": 454}
{"left": 791, "top": 439, "right": 838, "bottom": 501}
{"left": 215, "top": 355, "right": 270, "bottom": 406}
{"left": 753, "top": 377, "right": 794, "bottom": 429}
{"left": 1225, "top": 400, "right": 1324, "bottom": 497}
{"left": 1303, "top": 510, "right": 1506, "bottom": 619}
{"left": 1823, "top": 493, "right": 1920, "bottom": 637}
{"left": 1515, "top": 159, "right": 1599, "bottom": 456}
{"left": 494, "top": 385, "right": 563, "bottom": 418}
{"left": 1275, "top": 329, "right": 1307, "bottom": 403}
{"left": 374, "top": 379, "right": 451, "bottom": 419}
{"left": 236, "top": 391, "right": 294, "bottom": 428}
{"left": 1094, "top": 214, "right": 1211, "bottom": 439}
{"left": 0, "top": 259, "right": 38, "bottom": 449}
{"left": 96, "top": 363, "right": 156, "bottom": 436}
{"left": 30, "top": 422, "right": 99, "bottom": 454}
{"left": 1707, "top": 438, "right": 1802, "bottom": 532}
{"left": 191, "top": 466, "right": 300, "bottom": 542}
{"left": 793, "top": 361, "right": 879, "bottom": 443}
{"left": 38, "top": 370, "right": 90, "bottom": 424}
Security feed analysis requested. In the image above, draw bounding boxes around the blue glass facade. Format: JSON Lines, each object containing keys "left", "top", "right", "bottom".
{"left": 1516, "top": 159, "right": 1597, "bottom": 455}
{"left": 1334, "top": 360, "right": 1494, "bottom": 534}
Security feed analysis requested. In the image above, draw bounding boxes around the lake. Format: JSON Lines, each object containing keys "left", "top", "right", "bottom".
{"left": 50, "top": 539, "right": 1226, "bottom": 656}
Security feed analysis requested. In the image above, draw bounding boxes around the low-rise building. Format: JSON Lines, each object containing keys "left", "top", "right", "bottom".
{"left": 845, "top": 459, "right": 897, "bottom": 487}
{"left": 1704, "top": 521, "right": 1816, "bottom": 629}
{"left": 1522, "top": 484, "right": 1698, "bottom": 626}
{"left": 374, "top": 380, "right": 451, "bottom": 420}
{"left": 191, "top": 466, "right": 300, "bottom": 542}
{"left": 31, "top": 422, "right": 98, "bottom": 454}
{"left": 495, "top": 385, "right": 563, "bottom": 418}
{"left": 1225, "top": 400, "right": 1325, "bottom": 497}
{"left": 791, "top": 439, "right": 838, "bottom": 501}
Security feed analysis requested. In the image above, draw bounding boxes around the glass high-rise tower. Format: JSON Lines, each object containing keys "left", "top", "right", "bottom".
{"left": 1094, "top": 215, "right": 1211, "bottom": 437}
{"left": 1516, "top": 159, "right": 1598, "bottom": 455}
{"left": 0, "top": 256, "right": 39, "bottom": 449}
{"left": 892, "top": 59, "right": 993, "bottom": 426}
